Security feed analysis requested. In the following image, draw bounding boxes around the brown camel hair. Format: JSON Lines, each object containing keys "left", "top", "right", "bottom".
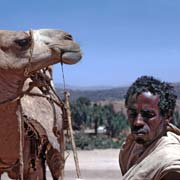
{"left": 0, "top": 29, "right": 82, "bottom": 180}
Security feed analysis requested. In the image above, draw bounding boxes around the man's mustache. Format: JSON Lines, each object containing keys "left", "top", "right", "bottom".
{"left": 131, "top": 126, "right": 148, "bottom": 134}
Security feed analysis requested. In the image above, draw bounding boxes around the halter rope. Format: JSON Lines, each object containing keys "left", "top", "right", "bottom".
{"left": 60, "top": 62, "right": 83, "bottom": 180}
{"left": 19, "top": 29, "right": 35, "bottom": 180}
{"left": 24, "top": 29, "right": 34, "bottom": 77}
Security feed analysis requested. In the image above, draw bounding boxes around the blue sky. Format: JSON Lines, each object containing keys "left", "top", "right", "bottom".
{"left": 1, "top": 0, "right": 180, "bottom": 87}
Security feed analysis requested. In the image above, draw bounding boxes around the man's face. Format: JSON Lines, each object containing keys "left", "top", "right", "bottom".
{"left": 126, "top": 91, "right": 167, "bottom": 146}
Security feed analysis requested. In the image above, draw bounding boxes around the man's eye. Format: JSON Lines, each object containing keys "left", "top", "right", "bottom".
{"left": 141, "top": 111, "right": 155, "bottom": 119}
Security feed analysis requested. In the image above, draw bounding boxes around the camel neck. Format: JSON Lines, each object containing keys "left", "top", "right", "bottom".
{"left": 0, "top": 100, "right": 19, "bottom": 119}
{"left": 0, "top": 100, "right": 21, "bottom": 164}
{"left": 0, "top": 70, "right": 25, "bottom": 104}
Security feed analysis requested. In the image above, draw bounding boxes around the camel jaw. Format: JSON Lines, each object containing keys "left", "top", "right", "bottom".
{"left": 62, "top": 51, "right": 82, "bottom": 64}
{"left": 49, "top": 43, "right": 82, "bottom": 64}
{"left": 33, "top": 29, "right": 82, "bottom": 65}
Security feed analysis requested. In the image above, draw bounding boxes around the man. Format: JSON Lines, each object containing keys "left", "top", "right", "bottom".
{"left": 119, "top": 76, "right": 180, "bottom": 180}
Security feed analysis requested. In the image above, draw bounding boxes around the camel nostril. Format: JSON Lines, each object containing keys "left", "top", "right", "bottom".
{"left": 64, "top": 34, "right": 73, "bottom": 40}
{"left": 45, "top": 42, "right": 50, "bottom": 46}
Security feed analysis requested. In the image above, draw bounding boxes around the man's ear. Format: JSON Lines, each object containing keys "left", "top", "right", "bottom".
{"left": 165, "top": 118, "right": 170, "bottom": 125}
{"left": 164, "top": 111, "right": 173, "bottom": 125}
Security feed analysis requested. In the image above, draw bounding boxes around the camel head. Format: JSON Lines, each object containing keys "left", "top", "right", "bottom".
{"left": 0, "top": 29, "right": 82, "bottom": 76}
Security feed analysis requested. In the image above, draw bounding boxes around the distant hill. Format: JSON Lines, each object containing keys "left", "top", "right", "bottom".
{"left": 55, "top": 82, "right": 180, "bottom": 102}
{"left": 55, "top": 87, "right": 128, "bottom": 102}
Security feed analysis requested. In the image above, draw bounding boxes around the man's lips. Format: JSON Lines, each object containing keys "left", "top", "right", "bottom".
{"left": 132, "top": 130, "right": 147, "bottom": 135}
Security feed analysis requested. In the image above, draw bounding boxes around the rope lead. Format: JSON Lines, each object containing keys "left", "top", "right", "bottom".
{"left": 60, "top": 62, "right": 83, "bottom": 179}
{"left": 64, "top": 91, "right": 82, "bottom": 179}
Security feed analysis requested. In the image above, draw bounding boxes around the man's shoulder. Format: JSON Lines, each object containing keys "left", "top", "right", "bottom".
{"left": 150, "top": 132, "right": 180, "bottom": 159}
{"left": 120, "top": 132, "right": 180, "bottom": 179}
{"left": 161, "top": 171, "right": 180, "bottom": 180}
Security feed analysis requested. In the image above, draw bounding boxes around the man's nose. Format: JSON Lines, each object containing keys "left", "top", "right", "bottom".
{"left": 133, "top": 113, "right": 145, "bottom": 127}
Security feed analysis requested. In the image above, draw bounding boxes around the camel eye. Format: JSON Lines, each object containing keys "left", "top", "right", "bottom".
{"left": 14, "top": 38, "right": 31, "bottom": 49}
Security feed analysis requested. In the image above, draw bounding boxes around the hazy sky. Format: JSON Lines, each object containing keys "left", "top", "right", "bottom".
{"left": 1, "top": 0, "right": 180, "bottom": 87}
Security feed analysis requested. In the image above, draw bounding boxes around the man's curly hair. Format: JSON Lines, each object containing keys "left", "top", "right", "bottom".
{"left": 125, "top": 76, "right": 177, "bottom": 117}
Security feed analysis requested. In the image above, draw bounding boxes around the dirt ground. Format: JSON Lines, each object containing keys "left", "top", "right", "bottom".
{"left": 1, "top": 149, "right": 122, "bottom": 180}
{"left": 63, "top": 149, "right": 121, "bottom": 180}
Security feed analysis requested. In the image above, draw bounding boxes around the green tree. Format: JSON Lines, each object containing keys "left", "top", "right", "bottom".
{"left": 71, "top": 97, "right": 92, "bottom": 130}
{"left": 103, "top": 105, "right": 128, "bottom": 137}
{"left": 92, "top": 103, "right": 104, "bottom": 135}
{"left": 71, "top": 97, "right": 129, "bottom": 137}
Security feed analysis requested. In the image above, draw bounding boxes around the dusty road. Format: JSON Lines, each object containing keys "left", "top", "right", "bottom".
{"left": 1, "top": 149, "right": 121, "bottom": 180}
{"left": 63, "top": 149, "right": 121, "bottom": 180}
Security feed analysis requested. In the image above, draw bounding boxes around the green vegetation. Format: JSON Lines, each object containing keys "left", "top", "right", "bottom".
{"left": 68, "top": 97, "right": 129, "bottom": 149}
{"left": 70, "top": 97, "right": 129, "bottom": 137}
{"left": 66, "top": 133, "right": 126, "bottom": 150}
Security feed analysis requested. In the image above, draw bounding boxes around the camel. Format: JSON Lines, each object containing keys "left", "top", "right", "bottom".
{"left": 0, "top": 29, "right": 82, "bottom": 180}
